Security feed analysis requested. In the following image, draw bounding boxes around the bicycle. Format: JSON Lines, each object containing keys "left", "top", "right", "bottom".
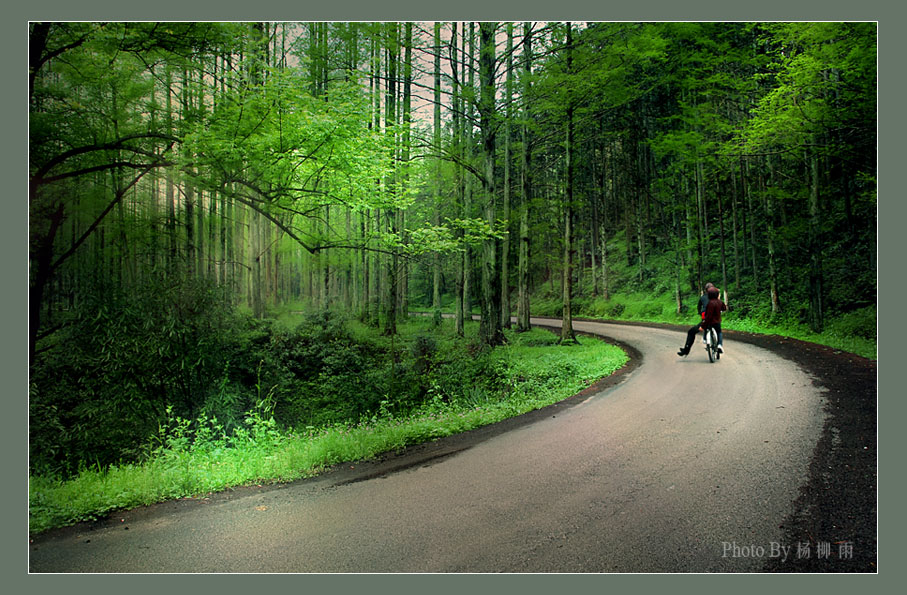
{"left": 703, "top": 325, "right": 720, "bottom": 363}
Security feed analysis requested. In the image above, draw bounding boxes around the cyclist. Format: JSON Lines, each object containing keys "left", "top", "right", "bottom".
{"left": 677, "top": 282, "right": 720, "bottom": 357}
{"left": 701, "top": 286, "right": 727, "bottom": 354}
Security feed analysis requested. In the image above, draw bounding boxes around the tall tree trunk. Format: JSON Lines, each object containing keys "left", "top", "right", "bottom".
{"left": 695, "top": 159, "right": 705, "bottom": 291}
{"left": 382, "top": 22, "right": 399, "bottom": 336}
{"left": 624, "top": 162, "right": 634, "bottom": 268}
{"left": 599, "top": 137, "right": 611, "bottom": 301}
{"left": 462, "top": 23, "right": 475, "bottom": 327}
{"left": 371, "top": 210, "right": 381, "bottom": 325}
{"left": 28, "top": 203, "right": 64, "bottom": 366}
{"left": 672, "top": 188, "right": 683, "bottom": 315}
{"left": 182, "top": 68, "right": 197, "bottom": 279}
{"left": 479, "top": 21, "right": 503, "bottom": 346}
{"left": 451, "top": 23, "right": 465, "bottom": 336}
{"left": 364, "top": 33, "right": 380, "bottom": 324}
{"left": 166, "top": 65, "right": 177, "bottom": 273}
{"left": 250, "top": 24, "right": 268, "bottom": 316}
{"left": 731, "top": 160, "right": 741, "bottom": 292}
{"left": 591, "top": 179, "right": 600, "bottom": 297}
{"left": 717, "top": 178, "right": 728, "bottom": 305}
{"left": 322, "top": 205, "right": 330, "bottom": 307}
{"left": 432, "top": 22, "right": 443, "bottom": 327}
{"left": 743, "top": 158, "right": 759, "bottom": 291}
{"left": 516, "top": 23, "right": 532, "bottom": 333}
{"left": 500, "top": 23, "right": 514, "bottom": 329}
{"left": 251, "top": 209, "right": 263, "bottom": 318}
{"left": 682, "top": 171, "right": 694, "bottom": 292}
{"left": 196, "top": 69, "right": 209, "bottom": 281}
{"left": 345, "top": 211, "right": 353, "bottom": 310}
{"left": 360, "top": 210, "right": 370, "bottom": 320}
{"left": 398, "top": 22, "right": 412, "bottom": 320}
{"left": 560, "top": 22, "right": 577, "bottom": 344}
{"left": 808, "top": 146, "right": 824, "bottom": 332}
{"left": 149, "top": 78, "right": 159, "bottom": 276}
{"left": 635, "top": 113, "right": 648, "bottom": 283}
{"left": 208, "top": 188, "right": 217, "bottom": 282}
{"left": 764, "top": 159, "right": 781, "bottom": 313}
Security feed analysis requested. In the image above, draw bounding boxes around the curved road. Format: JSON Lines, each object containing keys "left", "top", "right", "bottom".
{"left": 30, "top": 318, "right": 872, "bottom": 572}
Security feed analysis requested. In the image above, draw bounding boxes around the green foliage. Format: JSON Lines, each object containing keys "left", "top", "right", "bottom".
{"left": 184, "top": 69, "right": 395, "bottom": 216}
{"left": 30, "top": 277, "right": 248, "bottom": 476}
{"left": 741, "top": 22, "right": 876, "bottom": 157}
{"left": 525, "top": 223, "right": 876, "bottom": 360}
{"left": 823, "top": 306, "right": 876, "bottom": 343}
{"left": 411, "top": 333, "right": 439, "bottom": 376}
{"left": 399, "top": 217, "right": 506, "bottom": 256}
{"left": 246, "top": 310, "right": 387, "bottom": 428}
{"left": 28, "top": 20, "right": 877, "bottom": 533}
{"left": 29, "top": 319, "right": 628, "bottom": 535}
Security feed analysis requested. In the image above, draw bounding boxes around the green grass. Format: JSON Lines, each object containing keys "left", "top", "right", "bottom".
{"left": 29, "top": 325, "right": 627, "bottom": 535}
{"left": 534, "top": 291, "right": 877, "bottom": 360}
{"left": 721, "top": 313, "right": 877, "bottom": 360}
{"left": 30, "top": 296, "right": 875, "bottom": 535}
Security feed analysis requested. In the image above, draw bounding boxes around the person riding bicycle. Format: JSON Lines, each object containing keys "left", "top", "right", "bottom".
{"left": 677, "top": 283, "right": 725, "bottom": 356}
{"left": 701, "top": 286, "right": 727, "bottom": 354}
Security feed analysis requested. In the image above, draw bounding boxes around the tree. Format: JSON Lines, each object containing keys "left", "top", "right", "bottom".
{"left": 478, "top": 22, "right": 504, "bottom": 347}
{"left": 28, "top": 23, "right": 231, "bottom": 363}
{"left": 739, "top": 22, "right": 876, "bottom": 331}
{"left": 516, "top": 22, "right": 534, "bottom": 333}
{"left": 432, "top": 22, "right": 444, "bottom": 327}
{"left": 560, "top": 22, "right": 577, "bottom": 344}
{"left": 500, "top": 23, "right": 514, "bottom": 329}
{"left": 31, "top": 20, "right": 877, "bottom": 375}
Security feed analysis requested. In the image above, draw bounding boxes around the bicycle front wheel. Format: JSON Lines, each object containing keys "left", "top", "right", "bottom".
{"left": 706, "top": 328, "right": 716, "bottom": 363}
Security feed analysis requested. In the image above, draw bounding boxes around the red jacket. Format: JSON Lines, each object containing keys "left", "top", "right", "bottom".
{"left": 703, "top": 298, "right": 727, "bottom": 326}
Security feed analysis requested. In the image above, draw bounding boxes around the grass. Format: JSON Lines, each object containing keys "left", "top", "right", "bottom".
{"left": 532, "top": 291, "right": 877, "bottom": 360}
{"left": 29, "top": 324, "right": 628, "bottom": 535}
{"left": 721, "top": 314, "right": 876, "bottom": 360}
{"left": 30, "top": 296, "right": 875, "bottom": 535}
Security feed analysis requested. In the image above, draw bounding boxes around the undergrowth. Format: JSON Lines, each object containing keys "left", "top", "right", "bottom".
{"left": 531, "top": 291, "right": 876, "bottom": 360}
{"left": 29, "top": 322, "right": 627, "bottom": 535}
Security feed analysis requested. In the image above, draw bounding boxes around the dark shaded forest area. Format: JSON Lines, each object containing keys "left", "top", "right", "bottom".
{"left": 29, "top": 22, "right": 876, "bottom": 476}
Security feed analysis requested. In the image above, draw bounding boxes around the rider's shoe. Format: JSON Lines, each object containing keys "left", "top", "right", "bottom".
{"left": 717, "top": 344, "right": 724, "bottom": 353}
{"left": 677, "top": 346, "right": 690, "bottom": 357}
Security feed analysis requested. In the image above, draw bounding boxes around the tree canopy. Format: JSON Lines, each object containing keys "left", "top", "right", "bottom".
{"left": 29, "top": 21, "right": 877, "bottom": 472}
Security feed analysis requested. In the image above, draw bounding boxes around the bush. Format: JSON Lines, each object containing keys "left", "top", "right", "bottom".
{"left": 823, "top": 305, "right": 877, "bottom": 341}
{"left": 30, "top": 277, "right": 246, "bottom": 476}
{"left": 254, "top": 310, "right": 386, "bottom": 429}
{"left": 411, "top": 333, "right": 438, "bottom": 375}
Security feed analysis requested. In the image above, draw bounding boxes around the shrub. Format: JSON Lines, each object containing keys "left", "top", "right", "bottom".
{"left": 254, "top": 310, "right": 386, "bottom": 429}
{"left": 823, "top": 305, "right": 877, "bottom": 341}
{"left": 411, "top": 333, "right": 438, "bottom": 375}
{"left": 30, "top": 277, "right": 245, "bottom": 476}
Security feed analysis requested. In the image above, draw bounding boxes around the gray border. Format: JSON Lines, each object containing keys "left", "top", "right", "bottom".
{"left": 13, "top": 0, "right": 895, "bottom": 590}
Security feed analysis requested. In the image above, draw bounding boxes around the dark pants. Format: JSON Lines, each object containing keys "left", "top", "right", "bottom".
{"left": 684, "top": 323, "right": 723, "bottom": 349}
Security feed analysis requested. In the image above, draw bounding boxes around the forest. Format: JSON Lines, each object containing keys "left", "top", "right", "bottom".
{"left": 29, "top": 22, "right": 877, "bottom": 483}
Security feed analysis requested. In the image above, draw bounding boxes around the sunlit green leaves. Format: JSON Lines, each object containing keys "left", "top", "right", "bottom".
{"left": 740, "top": 22, "right": 877, "bottom": 157}
{"left": 391, "top": 217, "right": 506, "bottom": 256}
{"left": 185, "top": 66, "right": 394, "bottom": 220}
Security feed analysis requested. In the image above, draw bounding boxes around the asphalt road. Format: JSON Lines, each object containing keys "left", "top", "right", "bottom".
{"left": 30, "top": 318, "right": 863, "bottom": 573}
